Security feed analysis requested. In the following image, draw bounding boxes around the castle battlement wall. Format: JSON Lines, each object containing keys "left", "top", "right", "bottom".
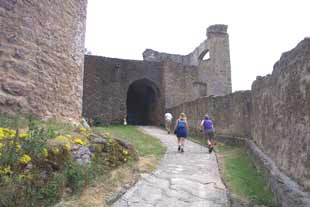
{"left": 168, "top": 38, "right": 310, "bottom": 206}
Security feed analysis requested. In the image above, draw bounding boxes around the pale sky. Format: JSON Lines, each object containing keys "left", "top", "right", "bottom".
{"left": 85, "top": 0, "right": 310, "bottom": 91}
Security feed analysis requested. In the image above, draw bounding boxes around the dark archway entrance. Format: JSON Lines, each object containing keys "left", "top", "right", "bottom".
{"left": 126, "top": 79, "right": 160, "bottom": 125}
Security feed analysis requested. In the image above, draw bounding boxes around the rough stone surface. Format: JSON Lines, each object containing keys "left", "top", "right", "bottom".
{"left": 83, "top": 56, "right": 164, "bottom": 125}
{"left": 167, "top": 38, "right": 310, "bottom": 204}
{"left": 93, "top": 137, "right": 107, "bottom": 145}
{"left": 143, "top": 24, "right": 232, "bottom": 97}
{"left": 113, "top": 126, "right": 228, "bottom": 207}
{"left": 0, "top": 0, "right": 88, "bottom": 123}
{"left": 168, "top": 90, "right": 252, "bottom": 138}
{"left": 162, "top": 61, "right": 204, "bottom": 109}
{"left": 81, "top": 117, "right": 90, "bottom": 128}
{"left": 252, "top": 38, "right": 310, "bottom": 190}
{"left": 246, "top": 139, "right": 310, "bottom": 207}
{"left": 71, "top": 145, "right": 91, "bottom": 165}
{"left": 83, "top": 25, "right": 232, "bottom": 124}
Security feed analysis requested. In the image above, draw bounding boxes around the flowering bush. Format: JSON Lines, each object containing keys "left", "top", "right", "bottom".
{"left": 0, "top": 166, "right": 12, "bottom": 175}
{"left": 73, "top": 138, "right": 85, "bottom": 145}
{"left": 64, "top": 143, "right": 71, "bottom": 151}
{"left": 0, "top": 127, "right": 16, "bottom": 139}
{"left": 0, "top": 115, "right": 134, "bottom": 206}
{"left": 19, "top": 154, "right": 31, "bottom": 164}
{"left": 52, "top": 147, "right": 60, "bottom": 155}
{"left": 42, "top": 148, "right": 48, "bottom": 157}
{"left": 79, "top": 127, "right": 91, "bottom": 137}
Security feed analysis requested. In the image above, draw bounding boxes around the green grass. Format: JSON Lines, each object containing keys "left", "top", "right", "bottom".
{"left": 95, "top": 125, "right": 166, "bottom": 160}
{"left": 188, "top": 134, "right": 276, "bottom": 206}
{"left": 217, "top": 143, "right": 277, "bottom": 206}
{"left": 0, "top": 114, "right": 75, "bottom": 134}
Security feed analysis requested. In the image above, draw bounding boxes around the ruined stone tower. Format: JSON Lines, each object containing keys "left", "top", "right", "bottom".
{"left": 142, "top": 24, "right": 232, "bottom": 108}
{"left": 202, "top": 25, "right": 232, "bottom": 96}
{"left": 0, "top": 0, "right": 88, "bottom": 122}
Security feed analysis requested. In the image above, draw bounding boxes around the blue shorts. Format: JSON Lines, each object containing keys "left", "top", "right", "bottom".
{"left": 176, "top": 128, "right": 187, "bottom": 138}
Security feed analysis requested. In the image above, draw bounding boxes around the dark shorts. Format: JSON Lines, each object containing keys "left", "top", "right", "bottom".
{"left": 176, "top": 128, "right": 187, "bottom": 139}
{"left": 204, "top": 129, "right": 214, "bottom": 140}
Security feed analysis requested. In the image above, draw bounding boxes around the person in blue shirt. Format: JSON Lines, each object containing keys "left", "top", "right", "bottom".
{"left": 174, "top": 113, "right": 188, "bottom": 153}
{"left": 200, "top": 114, "right": 215, "bottom": 153}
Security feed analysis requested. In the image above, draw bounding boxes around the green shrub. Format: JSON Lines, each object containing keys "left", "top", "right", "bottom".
{"left": 64, "top": 160, "right": 87, "bottom": 194}
{"left": 0, "top": 114, "right": 134, "bottom": 206}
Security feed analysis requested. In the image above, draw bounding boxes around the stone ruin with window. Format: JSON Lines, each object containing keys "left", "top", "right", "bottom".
{"left": 83, "top": 25, "right": 232, "bottom": 125}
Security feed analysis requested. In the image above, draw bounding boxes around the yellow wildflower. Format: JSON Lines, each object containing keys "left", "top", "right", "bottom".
{"left": 0, "top": 166, "right": 12, "bottom": 175}
{"left": 8, "top": 129, "right": 16, "bottom": 138}
{"left": 74, "top": 138, "right": 84, "bottom": 145}
{"left": 52, "top": 147, "right": 60, "bottom": 154}
{"left": 79, "top": 127, "right": 86, "bottom": 132}
{"left": 20, "top": 154, "right": 31, "bottom": 164}
{"left": 19, "top": 133, "right": 29, "bottom": 139}
{"left": 55, "top": 135, "right": 70, "bottom": 142}
{"left": 42, "top": 148, "right": 48, "bottom": 157}
{"left": 122, "top": 150, "right": 128, "bottom": 155}
{"left": 0, "top": 128, "right": 15, "bottom": 139}
{"left": 9, "top": 141, "right": 21, "bottom": 151}
{"left": 16, "top": 143, "right": 22, "bottom": 151}
{"left": 3, "top": 166, "right": 12, "bottom": 174}
{"left": 0, "top": 129, "right": 4, "bottom": 139}
{"left": 64, "top": 143, "right": 71, "bottom": 151}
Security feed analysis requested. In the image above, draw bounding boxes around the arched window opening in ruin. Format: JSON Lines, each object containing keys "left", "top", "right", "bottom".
{"left": 198, "top": 50, "right": 210, "bottom": 62}
{"left": 126, "top": 79, "right": 160, "bottom": 125}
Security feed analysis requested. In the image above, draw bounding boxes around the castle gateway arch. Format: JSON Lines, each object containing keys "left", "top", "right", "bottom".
{"left": 82, "top": 56, "right": 164, "bottom": 125}
{"left": 126, "top": 78, "right": 160, "bottom": 125}
{"left": 83, "top": 25, "right": 231, "bottom": 126}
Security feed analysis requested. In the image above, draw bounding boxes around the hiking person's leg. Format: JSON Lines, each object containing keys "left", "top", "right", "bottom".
{"left": 208, "top": 131, "right": 215, "bottom": 153}
{"left": 165, "top": 120, "right": 170, "bottom": 134}
{"left": 204, "top": 130, "right": 209, "bottom": 150}
{"left": 180, "top": 138, "right": 185, "bottom": 153}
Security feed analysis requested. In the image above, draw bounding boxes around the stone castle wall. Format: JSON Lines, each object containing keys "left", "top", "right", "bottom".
{"left": 168, "top": 38, "right": 310, "bottom": 190}
{"left": 168, "top": 90, "right": 252, "bottom": 138}
{"left": 83, "top": 56, "right": 220, "bottom": 123}
{"left": 162, "top": 61, "right": 202, "bottom": 109}
{"left": 0, "top": 0, "right": 87, "bottom": 122}
{"left": 83, "top": 55, "right": 164, "bottom": 125}
{"left": 251, "top": 38, "right": 310, "bottom": 190}
{"left": 83, "top": 25, "right": 232, "bottom": 124}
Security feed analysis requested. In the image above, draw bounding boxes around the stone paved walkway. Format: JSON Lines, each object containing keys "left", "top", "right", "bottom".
{"left": 113, "top": 126, "right": 228, "bottom": 207}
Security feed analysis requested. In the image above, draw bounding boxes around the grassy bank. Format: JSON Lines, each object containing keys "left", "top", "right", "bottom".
{"left": 217, "top": 143, "right": 276, "bottom": 206}
{"left": 58, "top": 125, "right": 166, "bottom": 206}
{"left": 0, "top": 115, "right": 136, "bottom": 207}
{"left": 189, "top": 135, "right": 276, "bottom": 206}
{"left": 96, "top": 125, "right": 166, "bottom": 160}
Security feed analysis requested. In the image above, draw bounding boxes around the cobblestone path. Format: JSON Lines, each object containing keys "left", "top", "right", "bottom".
{"left": 113, "top": 126, "right": 228, "bottom": 207}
